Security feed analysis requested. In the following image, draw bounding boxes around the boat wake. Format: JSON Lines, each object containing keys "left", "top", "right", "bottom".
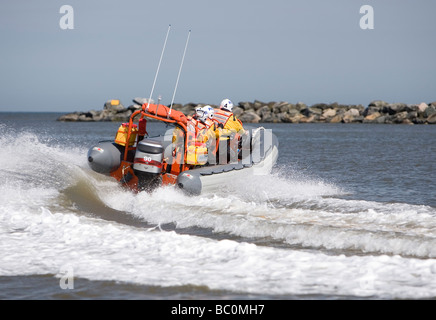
{"left": 1, "top": 129, "right": 436, "bottom": 298}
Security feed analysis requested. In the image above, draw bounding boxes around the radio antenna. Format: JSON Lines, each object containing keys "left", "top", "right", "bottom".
{"left": 169, "top": 29, "right": 191, "bottom": 117}
{"left": 146, "top": 24, "right": 171, "bottom": 110}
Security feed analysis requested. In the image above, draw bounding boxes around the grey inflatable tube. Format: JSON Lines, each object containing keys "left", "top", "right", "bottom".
{"left": 87, "top": 141, "right": 124, "bottom": 174}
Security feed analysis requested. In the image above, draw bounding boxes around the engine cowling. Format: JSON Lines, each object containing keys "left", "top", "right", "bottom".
{"left": 133, "top": 140, "right": 164, "bottom": 191}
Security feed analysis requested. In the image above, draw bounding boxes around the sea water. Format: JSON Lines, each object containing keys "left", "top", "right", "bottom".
{"left": 0, "top": 113, "right": 435, "bottom": 299}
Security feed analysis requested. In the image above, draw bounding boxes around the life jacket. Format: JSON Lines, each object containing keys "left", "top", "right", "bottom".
{"left": 185, "top": 117, "right": 197, "bottom": 147}
{"left": 189, "top": 117, "right": 208, "bottom": 133}
{"left": 170, "top": 126, "right": 186, "bottom": 175}
{"left": 213, "top": 109, "right": 233, "bottom": 127}
{"left": 204, "top": 118, "right": 215, "bottom": 129}
{"left": 185, "top": 117, "right": 209, "bottom": 165}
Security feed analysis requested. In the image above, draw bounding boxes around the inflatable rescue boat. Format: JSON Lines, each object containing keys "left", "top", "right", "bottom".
{"left": 87, "top": 102, "right": 279, "bottom": 195}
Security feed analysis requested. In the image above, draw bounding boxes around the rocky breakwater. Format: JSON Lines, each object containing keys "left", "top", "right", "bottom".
{"left": 57, "top": 99, "right": 136, "bottom": 122}
{"left": 235, "top": 100, "right": 436, "bottom": 124}
{"left": 361, "top": 101, "right": 436, "bottom": 125}
{"left": 57, "top": 99, "right": 436, "bottom": 124}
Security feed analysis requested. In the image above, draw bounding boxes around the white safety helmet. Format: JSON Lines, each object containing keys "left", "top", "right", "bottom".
{"left": 220, "top": 99, "right": 234, "bottom": 112}
{"left": 204, "top": 105, "right": 214, "bottom": 119}
{"left": 195, "top": 107, "right": 208, "bottom": 123}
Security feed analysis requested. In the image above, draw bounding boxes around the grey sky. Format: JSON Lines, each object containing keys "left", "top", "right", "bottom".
{"left": 0, "top": 0, "right": 435, "bottom": 112}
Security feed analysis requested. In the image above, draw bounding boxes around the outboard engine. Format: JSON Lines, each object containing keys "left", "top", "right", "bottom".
{"left": 133, "top": 140, "right": 164, "bottom": 191}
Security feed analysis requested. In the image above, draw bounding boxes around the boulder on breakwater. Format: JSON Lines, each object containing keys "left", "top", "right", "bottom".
{"left": 57, "top": 99, "right": 436, "bottom": 124}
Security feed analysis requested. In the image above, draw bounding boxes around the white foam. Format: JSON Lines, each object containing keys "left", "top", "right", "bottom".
{"left": 1, "top": 204, "right": 436, "bottom": 298}
{"left": 224, "top": 167, "right": 345, "bottom": 202}
{"left": 2, "top": 129, "right": 436, "bottom": 298}
{"left": 117, "top": 184, "right": 436, "bottom": 258}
